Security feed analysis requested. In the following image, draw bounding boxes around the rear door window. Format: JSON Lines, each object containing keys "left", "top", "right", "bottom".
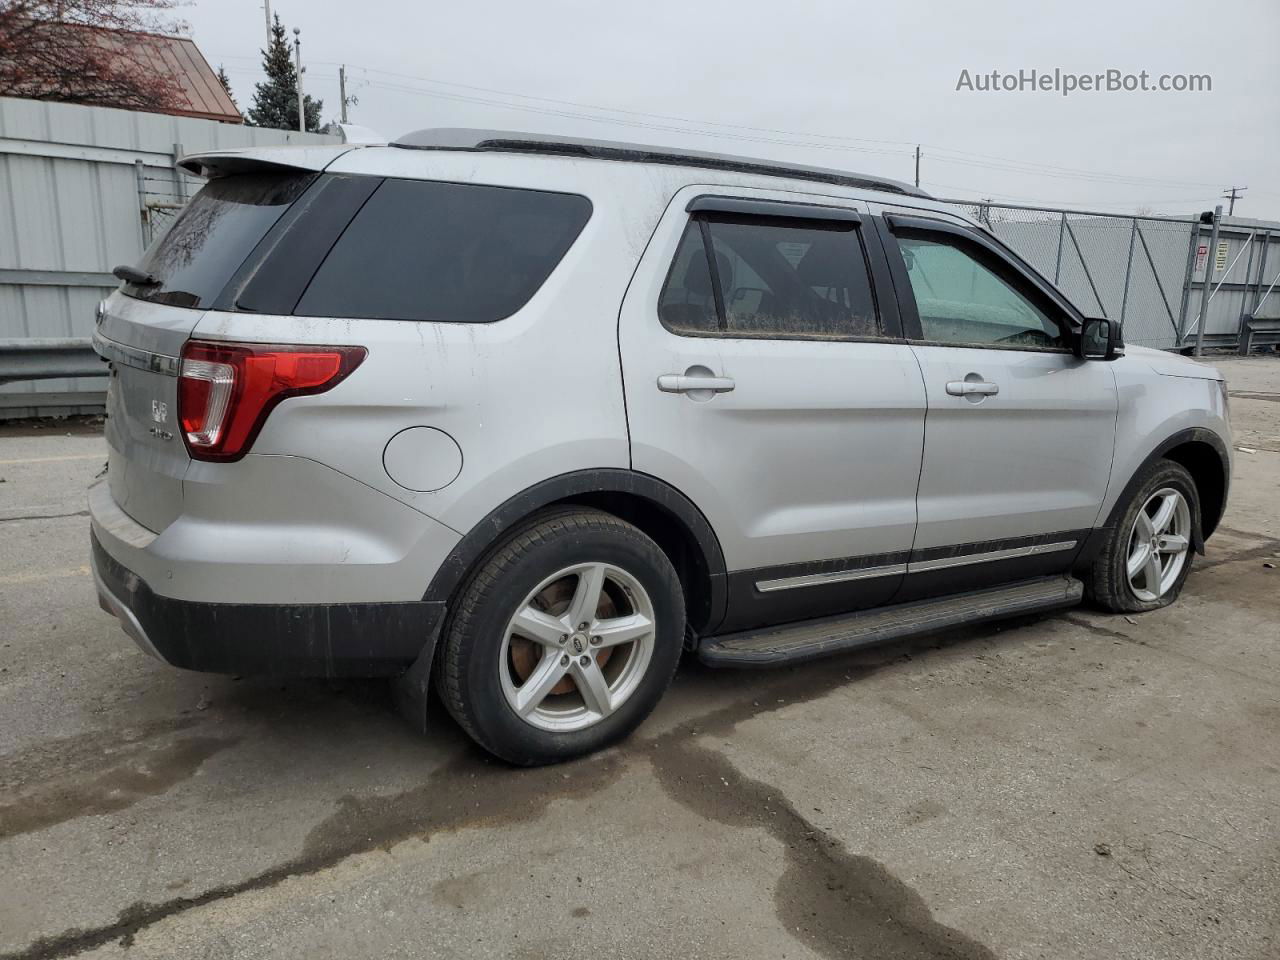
{"left": 126, "top": 173, "right": 314, "bottom": 309}
{"left": 294, "top": 179, "right": 592, "bottom": 322}
{"left": 659, "top": 214, "right": 880, "bottom": 339}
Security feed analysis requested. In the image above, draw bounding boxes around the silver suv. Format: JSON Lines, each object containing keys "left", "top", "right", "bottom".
{"left": 91, "top": 130, "right": 1232, "bottom": 764}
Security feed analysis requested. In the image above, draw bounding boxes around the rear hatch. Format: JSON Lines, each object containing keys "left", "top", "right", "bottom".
{"left": 96, "top": 164, "right": 327, "bottom": 532}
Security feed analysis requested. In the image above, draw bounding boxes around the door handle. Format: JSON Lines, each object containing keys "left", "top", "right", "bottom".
{"left": 657, "top": 374, "right": 736, "bottom": 394}
{"left": 945, "top": 380, "right": 999, "bottom": 397}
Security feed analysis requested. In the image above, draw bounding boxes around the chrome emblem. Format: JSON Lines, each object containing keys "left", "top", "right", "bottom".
{"left": 151, "top": 400, "right": 168, "bottom": 423}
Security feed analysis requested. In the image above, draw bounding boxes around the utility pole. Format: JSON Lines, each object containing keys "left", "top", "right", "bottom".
{"left": 262, "top": 1, "right": 271, "bottom": 46}
{"left": 914, "top": 145, "right": 921, "bottom": 189}
{"left": 339, "top": 65, "right": 349, "bottom": 124}
{"left": 293, "top": 27, "right": 305, "bottom": 133}
{"left": 1221, "top": 186, "right": 1247, "bottom": 216}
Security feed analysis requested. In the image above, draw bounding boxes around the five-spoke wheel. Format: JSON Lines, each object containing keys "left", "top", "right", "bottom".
{"left": 436, "top": 509, "right": 683, "bottom": 765}
{"left": 1089, "top": 459, "right": 1200, "bottom": 613}
{"left": 500, "top": 562, "right": 656, "bottom": 731}
{"left": 1125, "top": 487, "right": 1192, "bottom": 602}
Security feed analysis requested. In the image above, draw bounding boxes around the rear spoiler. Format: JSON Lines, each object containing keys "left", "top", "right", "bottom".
{"left": 177, "top": 145, "right": 357, "bottom": 179}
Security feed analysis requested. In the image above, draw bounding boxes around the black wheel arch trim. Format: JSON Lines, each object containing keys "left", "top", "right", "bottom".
{"left": 1099, "top": 426, "right": 1230, "bottom": 554}
{"left": 422, "top": 469, "right": 729, "bottom": 633}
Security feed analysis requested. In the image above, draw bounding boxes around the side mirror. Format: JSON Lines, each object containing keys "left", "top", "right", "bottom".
{"left": 1075, "top": 318, "right": 1117, "bottom": 360}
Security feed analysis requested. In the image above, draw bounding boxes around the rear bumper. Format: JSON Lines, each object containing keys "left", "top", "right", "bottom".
{"left": 91, "top": 529, "right": 444, "bottom": 677}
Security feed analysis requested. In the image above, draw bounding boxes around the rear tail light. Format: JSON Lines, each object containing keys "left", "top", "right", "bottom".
{"left": 178, "top": 340, "right": 366, "bottom": 462}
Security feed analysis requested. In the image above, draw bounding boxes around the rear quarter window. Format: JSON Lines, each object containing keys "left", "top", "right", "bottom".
{"left": 293, "top": 179, "right": 593, "bottom": 322}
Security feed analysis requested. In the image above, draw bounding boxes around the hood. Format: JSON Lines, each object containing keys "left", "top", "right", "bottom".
{"left": 1124, "top": 344, "right": 1224, "bottom": 381}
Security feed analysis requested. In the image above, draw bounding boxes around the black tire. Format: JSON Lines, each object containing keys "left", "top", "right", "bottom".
{"left": 437, "top": 508, "right": 685, "bottom": 765}
{"left": 1088, "top": 459, "right": 1199, "bottom": 613}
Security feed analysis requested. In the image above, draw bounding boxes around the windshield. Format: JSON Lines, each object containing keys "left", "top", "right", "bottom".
{"left": 123, "top": 172, "right": 313, "bottom": 308}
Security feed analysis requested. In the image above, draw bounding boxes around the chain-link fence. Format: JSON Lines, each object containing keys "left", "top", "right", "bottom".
{"left": 133, "top": 159, "right": 204, "bottom": 248}
{"left": 934, "top": 202, "right": 1197, "bottom": 349}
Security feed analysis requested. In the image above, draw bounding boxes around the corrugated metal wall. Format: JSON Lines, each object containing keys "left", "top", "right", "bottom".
{"left": 1187, "top": 220, "right": 1280, "bottom": 341}
{"left": 0, "top": 96, "right": 338, "bottom": 418}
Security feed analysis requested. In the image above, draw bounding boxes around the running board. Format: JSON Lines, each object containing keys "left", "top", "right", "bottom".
{"left": 698, "top": 576, "right": 1084, "bottom": 667}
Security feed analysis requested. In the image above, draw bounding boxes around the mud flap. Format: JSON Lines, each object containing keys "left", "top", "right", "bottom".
{"left": 392, "top": 619, "right": 445, "bottom": 734}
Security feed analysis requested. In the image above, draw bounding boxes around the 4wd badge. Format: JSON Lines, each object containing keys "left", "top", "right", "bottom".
{"left": 149, "top": 399, "right": 172, "bottom": 440}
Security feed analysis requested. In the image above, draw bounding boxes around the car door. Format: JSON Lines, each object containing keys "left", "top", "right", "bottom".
{"left": 869, "top": 208, "right": 1119, "bottom": 601}
{"left": 619, "top": 186, "right": 928, "bottom": 633}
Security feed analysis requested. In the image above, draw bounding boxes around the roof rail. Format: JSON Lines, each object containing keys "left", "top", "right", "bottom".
{"left": 391, "top": 128, "right": 929, "bottom": 198}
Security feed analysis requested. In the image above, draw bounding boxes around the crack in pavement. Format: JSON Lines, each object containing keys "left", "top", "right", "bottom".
{"left": 0, "top": 510, "right": 89, "bottom": 523}
{"left": 650, "top": 711, "right": 996, "bottom": 959}
{"left": 0, "top": 644, "right": 998, "bottom": 960}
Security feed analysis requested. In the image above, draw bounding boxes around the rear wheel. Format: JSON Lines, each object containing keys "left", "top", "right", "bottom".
{"left": 1088, "top": 460, "right": 1198, "bottom": 613}
{"left": 437, "top": 509, "right": 684, "bottom": 765}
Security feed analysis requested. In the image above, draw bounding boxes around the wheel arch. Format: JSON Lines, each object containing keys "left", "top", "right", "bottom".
{"left": 1103, "top": 427, "right": 1230, "bottom": 551}
{"left": 423, "top": 469, "right": 729, "bottom": 634}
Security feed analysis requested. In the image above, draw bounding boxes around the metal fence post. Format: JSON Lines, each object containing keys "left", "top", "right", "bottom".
{"left": 1195, "top": 206, "right": 1222, "bottom": 357}
{"left": 1053, "top": 212, "right": 1066, "bottom": 284}
{"left": 1134, "top": 223, "right": 1178, "bottom": 336}
{"left": 1119, "top": 219, "right": 1137, "bottom": 324}
{"left": 1175, "top": 220, "right": 1200, "bottom": 344}
{"left": 1253, "top": 232, "right": 1271, "bottom": 313}
{"left": 1063, "top": 218, "right": 1107, "bottom": 317}
{"left": 133, "top": 159, "right": 149, "bottom": 248}
{"left": 172, "top": 142, "right": 187, "bottom": 202}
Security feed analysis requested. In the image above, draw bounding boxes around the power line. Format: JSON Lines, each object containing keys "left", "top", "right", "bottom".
{"left": 210, "top": 51, "right": 1235, "bottom": 194}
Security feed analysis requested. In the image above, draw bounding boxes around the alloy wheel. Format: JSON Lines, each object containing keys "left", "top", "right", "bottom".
{"left": 1126, "top": 487, "right": 1192, "bottom": 602}
{"left": 499, "top": 562, "right": 656, "bottom": 732}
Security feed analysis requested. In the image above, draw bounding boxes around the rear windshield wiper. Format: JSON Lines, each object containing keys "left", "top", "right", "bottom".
{"left": 112, "top": 264, "right": 159, "bottom": 286}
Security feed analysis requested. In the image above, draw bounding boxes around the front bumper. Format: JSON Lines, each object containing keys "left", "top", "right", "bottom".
{"left": 91, "top": 529, "right": 444, "bottom": 677}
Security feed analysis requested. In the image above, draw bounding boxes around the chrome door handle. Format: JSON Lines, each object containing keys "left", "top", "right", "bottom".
{"left": 657, "top": 374, "right": 736, "bottom": 394}
{"left": 946, "top": 380, "right": 999, "bottom": 397}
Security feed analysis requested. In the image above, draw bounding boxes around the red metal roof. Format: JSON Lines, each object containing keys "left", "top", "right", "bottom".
{"left": 100, "top": 31, "right": 243, "bottom": 123}
{"left": 7, "top": 24, "right": 243, "bottom": 123}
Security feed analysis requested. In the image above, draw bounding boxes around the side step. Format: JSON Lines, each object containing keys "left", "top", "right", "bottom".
{"left": 698, "top": 576, "right": 1084, "bottom": 667}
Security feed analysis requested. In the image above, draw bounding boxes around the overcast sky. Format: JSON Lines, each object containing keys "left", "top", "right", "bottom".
{"left": 188, "top": 0, "right": 1280, "bottom": 220}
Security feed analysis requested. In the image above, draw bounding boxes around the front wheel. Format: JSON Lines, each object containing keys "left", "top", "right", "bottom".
{"left": 436, "top": 509, "right": 685, "bottom": 765}
{"left": 1088, "top": 459, "right": 1199, "bottom": 613}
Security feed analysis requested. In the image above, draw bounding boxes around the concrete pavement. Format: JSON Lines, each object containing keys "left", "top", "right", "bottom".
{"left": 1, "top": 358, "right": 1277, "bottom": 960}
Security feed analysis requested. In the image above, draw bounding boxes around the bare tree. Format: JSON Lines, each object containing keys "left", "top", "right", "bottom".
{"left": 0, "top": 1, "right": 187, "bottom": 110}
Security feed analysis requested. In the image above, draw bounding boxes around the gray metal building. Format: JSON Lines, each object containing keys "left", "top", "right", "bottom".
{"left": 0, "top": 96, "right": 338, "bottom": 417}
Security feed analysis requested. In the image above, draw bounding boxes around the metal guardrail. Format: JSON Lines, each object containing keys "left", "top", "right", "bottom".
{"left": 0, "top": 337, "right": 107, "bottom": 386}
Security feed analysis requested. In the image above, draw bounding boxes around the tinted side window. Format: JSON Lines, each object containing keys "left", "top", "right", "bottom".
{"left": 126, "top": 173, "right": 313, "bottom": 309}
{"left": 658, "top": 222, "right": 718, "bottom": 335}
{"left": 658, "top": 214, "right": 879, "bottom": 339}
{"left": 897, "top": 235, "right": 1065, "bottom": 349}
{"left": 295, "top": 179, "right": 592, "bottom": 322}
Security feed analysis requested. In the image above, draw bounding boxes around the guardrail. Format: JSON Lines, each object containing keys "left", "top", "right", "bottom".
{"left": 0, "top": 338, "right": 107, "bottom": 387}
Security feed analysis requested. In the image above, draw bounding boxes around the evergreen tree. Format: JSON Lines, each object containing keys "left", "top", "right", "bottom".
{"left": 215, "top": 65, "right": 238, "bottom": 111}
{"left": 245, "top": 14, "right": 322, "bottom": 132}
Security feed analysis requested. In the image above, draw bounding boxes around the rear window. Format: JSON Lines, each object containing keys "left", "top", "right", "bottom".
{"left": 125, "top": 173, "right": 313, "bottom": 308}
{"left": 293, "top": 179, "right": 592, "bottom": 323}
